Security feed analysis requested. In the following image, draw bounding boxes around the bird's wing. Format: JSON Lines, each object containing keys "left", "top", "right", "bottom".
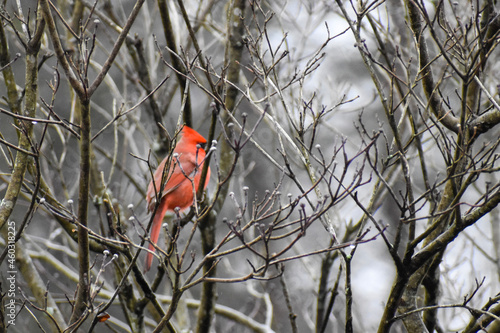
{"left": 147, "top": 153, "right": 198, "bottom": 211}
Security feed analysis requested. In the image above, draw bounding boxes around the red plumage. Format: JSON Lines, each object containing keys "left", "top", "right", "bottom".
{"left": 145, "top": 126, "right": 210, "bottom": 271}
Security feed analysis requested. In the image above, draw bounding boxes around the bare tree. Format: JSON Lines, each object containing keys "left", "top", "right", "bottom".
{"left": 0, "top": 0, "right": 499, "bottom": 332}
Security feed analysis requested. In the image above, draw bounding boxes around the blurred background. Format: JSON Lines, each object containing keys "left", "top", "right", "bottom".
{"left": 1, "top": 0, "right": 499, "bottom": 332}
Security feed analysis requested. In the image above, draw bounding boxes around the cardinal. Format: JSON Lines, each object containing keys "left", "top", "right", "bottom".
{"left": 145, "top": 126, "right": 210, "bottom": 271}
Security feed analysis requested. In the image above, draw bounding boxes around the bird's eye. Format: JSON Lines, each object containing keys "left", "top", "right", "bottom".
{"left": 197, "top": 142, "right": 207, "bottom": 150}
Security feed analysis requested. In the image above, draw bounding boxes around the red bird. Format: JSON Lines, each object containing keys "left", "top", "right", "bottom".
{"left": 145, "top": 126, "right": 210, "bottom": 271}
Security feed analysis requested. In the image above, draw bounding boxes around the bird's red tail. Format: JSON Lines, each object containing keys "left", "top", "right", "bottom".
{"left": 145, "top": 200, "right": 169, "bottom": 271}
